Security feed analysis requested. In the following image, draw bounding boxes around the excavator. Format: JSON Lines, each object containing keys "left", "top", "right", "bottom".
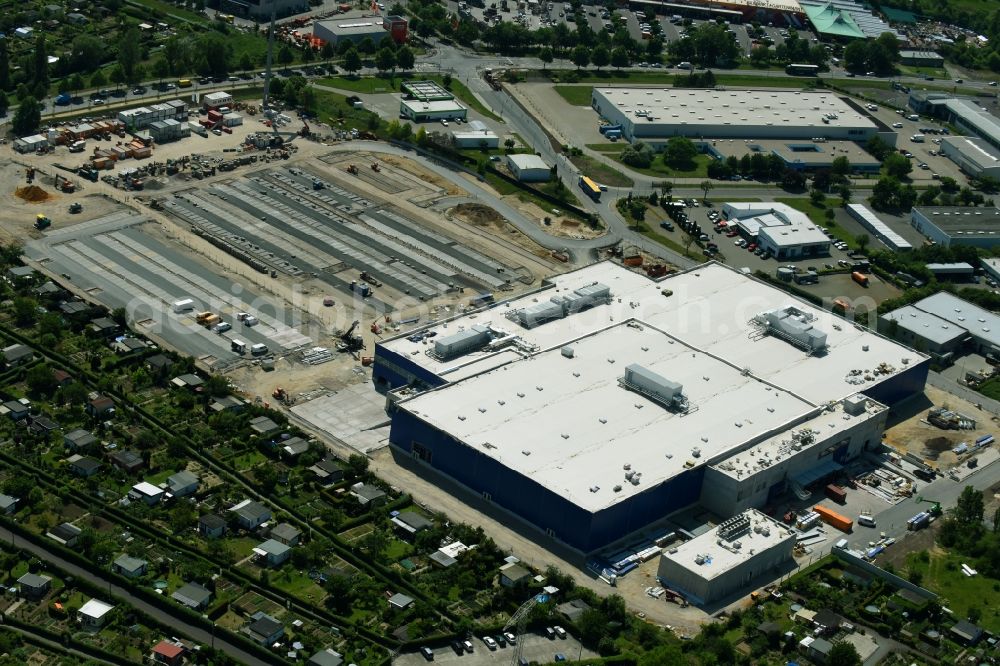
{"left": 272, "top": 386, "right": 293, "bottom": 405}
{"left": 916, "top": 496, "right": 943, "bottom": 517}
{"left": 370, "top": 313, "right": 392, "bottom": 335}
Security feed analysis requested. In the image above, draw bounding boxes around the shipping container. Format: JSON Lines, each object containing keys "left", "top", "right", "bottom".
{"left": 813, "top": 505, "right": 853, "bottom": 532}
{"left": 825, "top": 484, "right": 847, "bottom": 504}
{"left": 907, "top": 511, "right": 930, "bottom": 530}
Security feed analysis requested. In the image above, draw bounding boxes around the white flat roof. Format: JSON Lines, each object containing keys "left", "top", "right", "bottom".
{"left": 400, "top": 98, "right": 466, "bottom": 113}
{"left": 942, "top": 135, "right": 1000, "bottom": 170}
{"left": 713, "top": 395, "right": 887, "bottom": 479}
{"left": 402, "top": 321, "right": 817, "bottom": 511}
{"left": 507, "top": 154, "right": 550, "bottom": 170}
{"left": 661, "top": 510, "right": 794, "bottom": 579}
{"left": 132, "top": 481, "right": 163, "bottom": 496}
{"left": 881, "top": 305, "right": 968, "bottom": 346}
{"left": 594, "top": 89, "right": 877, "bottom": 131}
{"left": 725, "top": 202, "right": 830, "bottom": 247}
{"left": 79, "top": 598, "right": 114, "bottom": 618}
{"left": 908, "top": 292, "right": 1000, "bottom": 348}
{"left": 384, "top": 262, "right": 922, "bottom": 405}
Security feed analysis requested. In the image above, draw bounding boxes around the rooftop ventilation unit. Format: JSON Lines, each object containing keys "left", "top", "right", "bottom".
{"left": 618, "top": 363, "right": 691, "bottom": 413}
{"left": 753, "top": 305, "right": 828, "bottom": 354}
{"left": 508, "top": 282, "right": 612, "bottom": 329}
{"left": 431, "top": 325, "right": 492, "bottom": 360}
{"left": 717, "top": 513, "right": 752, "bottom": 541}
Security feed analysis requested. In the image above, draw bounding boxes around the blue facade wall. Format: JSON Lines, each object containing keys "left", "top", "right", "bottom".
{"left": 863, "top": 358, "right": 930, "bottom": 407}
{"left": 372, "top": 345, "right": 447, "bottom": 392}
{"left": 390, "top": 406, "right": 703, "bottom": 552}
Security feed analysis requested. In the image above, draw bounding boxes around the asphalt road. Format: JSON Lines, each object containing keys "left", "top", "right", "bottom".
{"left": 0, "top": 525, "right": 271, "bottom": 666}
{"left": 844, "top": 452, "right": 1000, "bottom": 553}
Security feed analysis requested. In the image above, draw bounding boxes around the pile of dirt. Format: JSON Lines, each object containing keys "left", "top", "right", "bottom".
{"left": 15, "top": 185, "right": 52, "bottom": 203}
{"left": 452, "top": 203, "right": 505, "bottom": 227}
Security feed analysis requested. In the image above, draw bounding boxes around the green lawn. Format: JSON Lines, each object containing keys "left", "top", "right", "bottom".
{"left": 586, "top": 143, "right": 626, "bottom": 153}
{"left": 127, "top": 0, "right": 209, "bottom": 24}
{"left": 906, "top": 549, "right": 1000, "bottom": 634}
{"left": 612, "top": 153, "right": 713, "bottom": 179}
{"left": 978, "top": 377, "right": 1000, "bottom": 401}
{"left": 273, "top": 570, "right": 326, "bottom": 604}
{"left": 569, "top": 154, "right": 634, "bottom": 187}
{"left": 554, "top": 85, "right": 594, "bottom": 106}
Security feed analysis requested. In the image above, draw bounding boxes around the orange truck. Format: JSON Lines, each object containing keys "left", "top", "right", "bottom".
{"left": 851, "top": 271, "right": 870, "bottom": 287}
{"left": 814, "top": 505, "right": 853, "bottom": 532}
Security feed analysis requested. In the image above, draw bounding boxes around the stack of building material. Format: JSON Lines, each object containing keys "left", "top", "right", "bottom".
{"left": 222, "top": 113, "right": 243, "bottom": 127}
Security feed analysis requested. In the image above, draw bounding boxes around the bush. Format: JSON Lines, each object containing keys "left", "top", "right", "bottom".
{"left": 621, "top": 142, "right": 654, "bottom": 168}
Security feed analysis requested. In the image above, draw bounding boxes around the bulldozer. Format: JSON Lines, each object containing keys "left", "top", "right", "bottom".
{"left": 272, "top": 387, "right": 293, "bottom": 405}
{"left": 34, "top": 214, "right": 52, "bottom": 230}
{"left": 346, "top": 164, "right": 359, "bottom": 175}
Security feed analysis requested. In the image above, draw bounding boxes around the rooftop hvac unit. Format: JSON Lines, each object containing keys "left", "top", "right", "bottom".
{"left": 755, "top": 306, "right": 828, "bottom": 353}
{"left": 433, "top": 325, "right": 491, "bottom": 360}
{"left": 619, "top": 363, "right": 688, "bottom": 412}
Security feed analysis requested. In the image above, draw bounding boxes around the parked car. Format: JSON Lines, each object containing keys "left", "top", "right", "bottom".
{"left": 545, "top": 627, "right": 556, "bottom": 640}
{"left": 483, "top": 637, "right": 498, "bottom": 650}
{"left": 451, "top": 641, "right": 464, "bottom": 654}
{"left": 420, "top": 646, "right": 434, "bottom": 661}
{"left": 554, "top": 626, "right": 567, "bottom": 639}
{"left": 504, "top": 632, "right": 517, "bottom": 645}
{"left": 463, "top": 640, "right": 474, "bottom": 652}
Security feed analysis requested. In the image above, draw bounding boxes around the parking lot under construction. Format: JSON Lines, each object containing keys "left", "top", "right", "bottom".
{"left": 19, "top": 147, "right": 556, "bottom": 374}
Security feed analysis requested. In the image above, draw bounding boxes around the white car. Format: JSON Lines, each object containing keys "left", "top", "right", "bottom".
{"left": 892, "top": 122, "right": 903, "bottom": 128}
{"left": 504, "top": 632, "right": 516, "bottom": 645}
{"left": 440, "top": 119, "right": 449, "bottom": 126}
{"left": 483, "top": 636, "right": 498, "bottom": 650}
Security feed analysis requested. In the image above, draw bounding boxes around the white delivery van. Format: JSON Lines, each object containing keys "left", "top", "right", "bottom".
{"left": 250, "top": 343, "right": 268, "bottom": 356}
{"left": 231, "top": 339, "right": 247, "bottom": 354}
{"left": 907, "top": 114, "right": 919, "bottom": 121}
{"left": 911, "top": 134, "right": 925, "bottom": 142}
{"left": 173, "top": 298, "right": 194, "bottom": 313}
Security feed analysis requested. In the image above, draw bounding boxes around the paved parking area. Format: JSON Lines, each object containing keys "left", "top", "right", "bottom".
{"left": 394, "top": 633, "right": 596, "bottom": 666}
{"left": 290, "top": 383, "right": 391, "bottom": 453}
{"left": 24, "top": 212, "right": 313, "bottom": 368}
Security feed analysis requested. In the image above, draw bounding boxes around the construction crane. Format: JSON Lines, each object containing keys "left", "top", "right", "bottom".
{"left": 916, "top": 496, "right": 943, "bottom": 517}
{"left": 338, "top": 320, "right": 364, "bottom": 353}
{"left": 503, "top": 593, "right": 549, "bottom": 666}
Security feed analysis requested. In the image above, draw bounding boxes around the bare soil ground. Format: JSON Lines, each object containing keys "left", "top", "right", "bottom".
{"left": 883, "top": 386, "right": 1000, "bottom": 469}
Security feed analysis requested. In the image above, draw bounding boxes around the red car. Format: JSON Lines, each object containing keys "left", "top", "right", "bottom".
{"left": 726, "top": 231, "right": 739, "bottom": 237}
{"left": 747, "top": 243, "right": 757, "bottom": 251}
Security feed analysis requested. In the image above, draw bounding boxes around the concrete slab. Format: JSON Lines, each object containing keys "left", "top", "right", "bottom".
{"left": 290, "top": 383, "right": 390, "bottom": 453}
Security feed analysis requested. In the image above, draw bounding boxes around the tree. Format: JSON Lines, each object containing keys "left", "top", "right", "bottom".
{"left": 700, "top": 180, "right": 714, "bottom": 201}
{"left": 67, "top": 73, "right": 85, "bottom": 94}
{"left": 26, "top": 365, "right": 57, "bottom": 397}
{"left": 539, "top": 47, "right": 553, "bottom": 70}
{"left": 69, "top": 35, "right": 104, "bottom": 75}
{"left": 839, "top": 183, "right": 852, "bottom": 206}
{"left": 162, "top": 36, "right": 189, "bottom": 76}
{"left": 320, "top": 42, "right": 335, "bottom": 61}
{"left": 396, "top": 45, "right": 414, "bottom": 71}
{"left": 110, "top": 65, "right": 126, "bottom": 91}
{"left": 11, "top": 97, "right": 40, "bottom": 137}
{"left": 628, "top": 199, "right": 646, "bottom": 226}
{"left": 90, "top": 70, "right": 106, "bottom": 88}
{"left": 827, "top": 641, "right": 862, "bottom": 666}
{"left": 361, "top": 528, "right": 389, "bottom": 558}
{"left": 358, "top": 37, "right": 376, "bottom": 55}
{"left": 592, "top": 45, "right": 610, "bottom": 72}
{"left": 664, "top": 136, "right": 697, "bottom": 169}
{"left": 253, "top": 463, "right": 278, "bottom": 495}
{"left": 32, "top": 34, "right": 48, "bottom": 89}
{"left": 854, "top": 233, "right": 870, "bottom": 251}
{"left": 504, "top": 137, "right": 516, "bottom": 152}
{"left": 866, "top": 135, "right": 892, "bottom": 161}
{"left": 660, "top": 181, "right": 673, "bottom": 201}
{"left": 884, "top": 153, "right": 912, "bottom": 179}
{"left": 831, "top": 155, "right": 851, "bottom": 178}
{"left": 956, "top": 486, "right": 984, "bottom": 525}
{"left": 621, "top": 142, "right": 653, "bottom": 168}
{"left": 0, "top": 91, "right": 8, "bottom": 117}
{"left": 151, "top": 58, "right": 169, "bottom": 87}
{"left": 347, "top": 453, "right": 369, "bottom": 478}
{"left": 572, "top": 45, "right": 590, "bottom": 70}
{"left": 611, "top": 46, "right": 630, "bottom": 70}
{"left": 343, "top": 48, "right": 362, "bottom": 75}
{"left": 117, "top": 28, "right": 141, "bottom": 84}
{"left": 239, "top": 52, "right": 254, "bottom": 73}
{"left": 277, "top": 44, "right": 294, "bottom": 70}
{"left": 0, "top": 39, "right": 9, "bottom": 91}
{"left": 374, "top": 47, "right": 396, "bottom": 74}
{"left": 810, "top": 188, "right": 826, "bottom": 206}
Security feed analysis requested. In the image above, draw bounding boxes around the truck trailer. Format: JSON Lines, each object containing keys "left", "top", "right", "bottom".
{"left": 814, "top": 505, "right": 853, "bottom": 532}
{"left": 825, "top": 484, "right": 847, "bottom": 504}
{"left": 173, "top": 299, "right": 194, "bottom": 313}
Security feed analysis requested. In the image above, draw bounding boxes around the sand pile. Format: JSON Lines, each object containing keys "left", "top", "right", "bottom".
{"left": 15, "top": 185, "right": 51, "bottom": 203}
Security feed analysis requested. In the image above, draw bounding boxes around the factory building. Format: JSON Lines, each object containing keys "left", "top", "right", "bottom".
{"left": 398, "top": 79, "right": 467, "bottom": 122}
{"left": 846, "top": 204, "right": 913, "bottom": 251}
{"left": 910, "top": 206, "right": 1000, "bottom": 249}
{"left": 939, "top": 136, "right": 1000, "bottom": 180}
{"left": 908, "top": 93, "right": 1000, "bottom": 152}
{"left": 506, "top": 154, "right": 551, "bottom": 182}
{"left": 899, "top": 50, "right": 945, "bottom": 67}
{"left": 313, "top": 14, "right": 407, "bottom": 47}
{"left": 591, "top": 88, "right": 891, "bottom": 147}
{"left": 377, "top": 262, "right": 929, "bottom": 552}
{"left": 452, "top": 120, "right": 499, "bottom": 149}
{"left": 722, "top": 202, "right": 831, "bottom": 259}
{"left": 881, "top": 292, "right": 1000, "bottom": 362}
{"left": 706, "top": 139, "right": 881, "bottom": 174}
{"left": 656, "top": 510, "right": 796, "bottom": 605}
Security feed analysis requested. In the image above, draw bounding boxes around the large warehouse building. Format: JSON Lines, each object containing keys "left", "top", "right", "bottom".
{"left": 722, "top": 202, "right": 831, "bottom": 259}
{"left": 910, "top": 206, "right": 1000, "bottom": 249}
{"left": 656, "top": 510, "right": 795, "bottom": 605}
{"left": 939, "top": 136, "right": 1000, "bottom": 180}
{"left": 591, "top": 88, "right": 894, "bottom": 147}
{"left": 881, "top": 292, "right": 1000, "bottom": 362}
{"left": 313, "top": 14, "right": 407, "bottom": 47}
{"left": 376, "top": 263, "right": 929, "bottom": 552}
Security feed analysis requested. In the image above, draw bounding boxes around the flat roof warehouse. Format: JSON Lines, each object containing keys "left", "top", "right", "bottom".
{"left": 380, "top": 264, "right": 927, "bottom": 545}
